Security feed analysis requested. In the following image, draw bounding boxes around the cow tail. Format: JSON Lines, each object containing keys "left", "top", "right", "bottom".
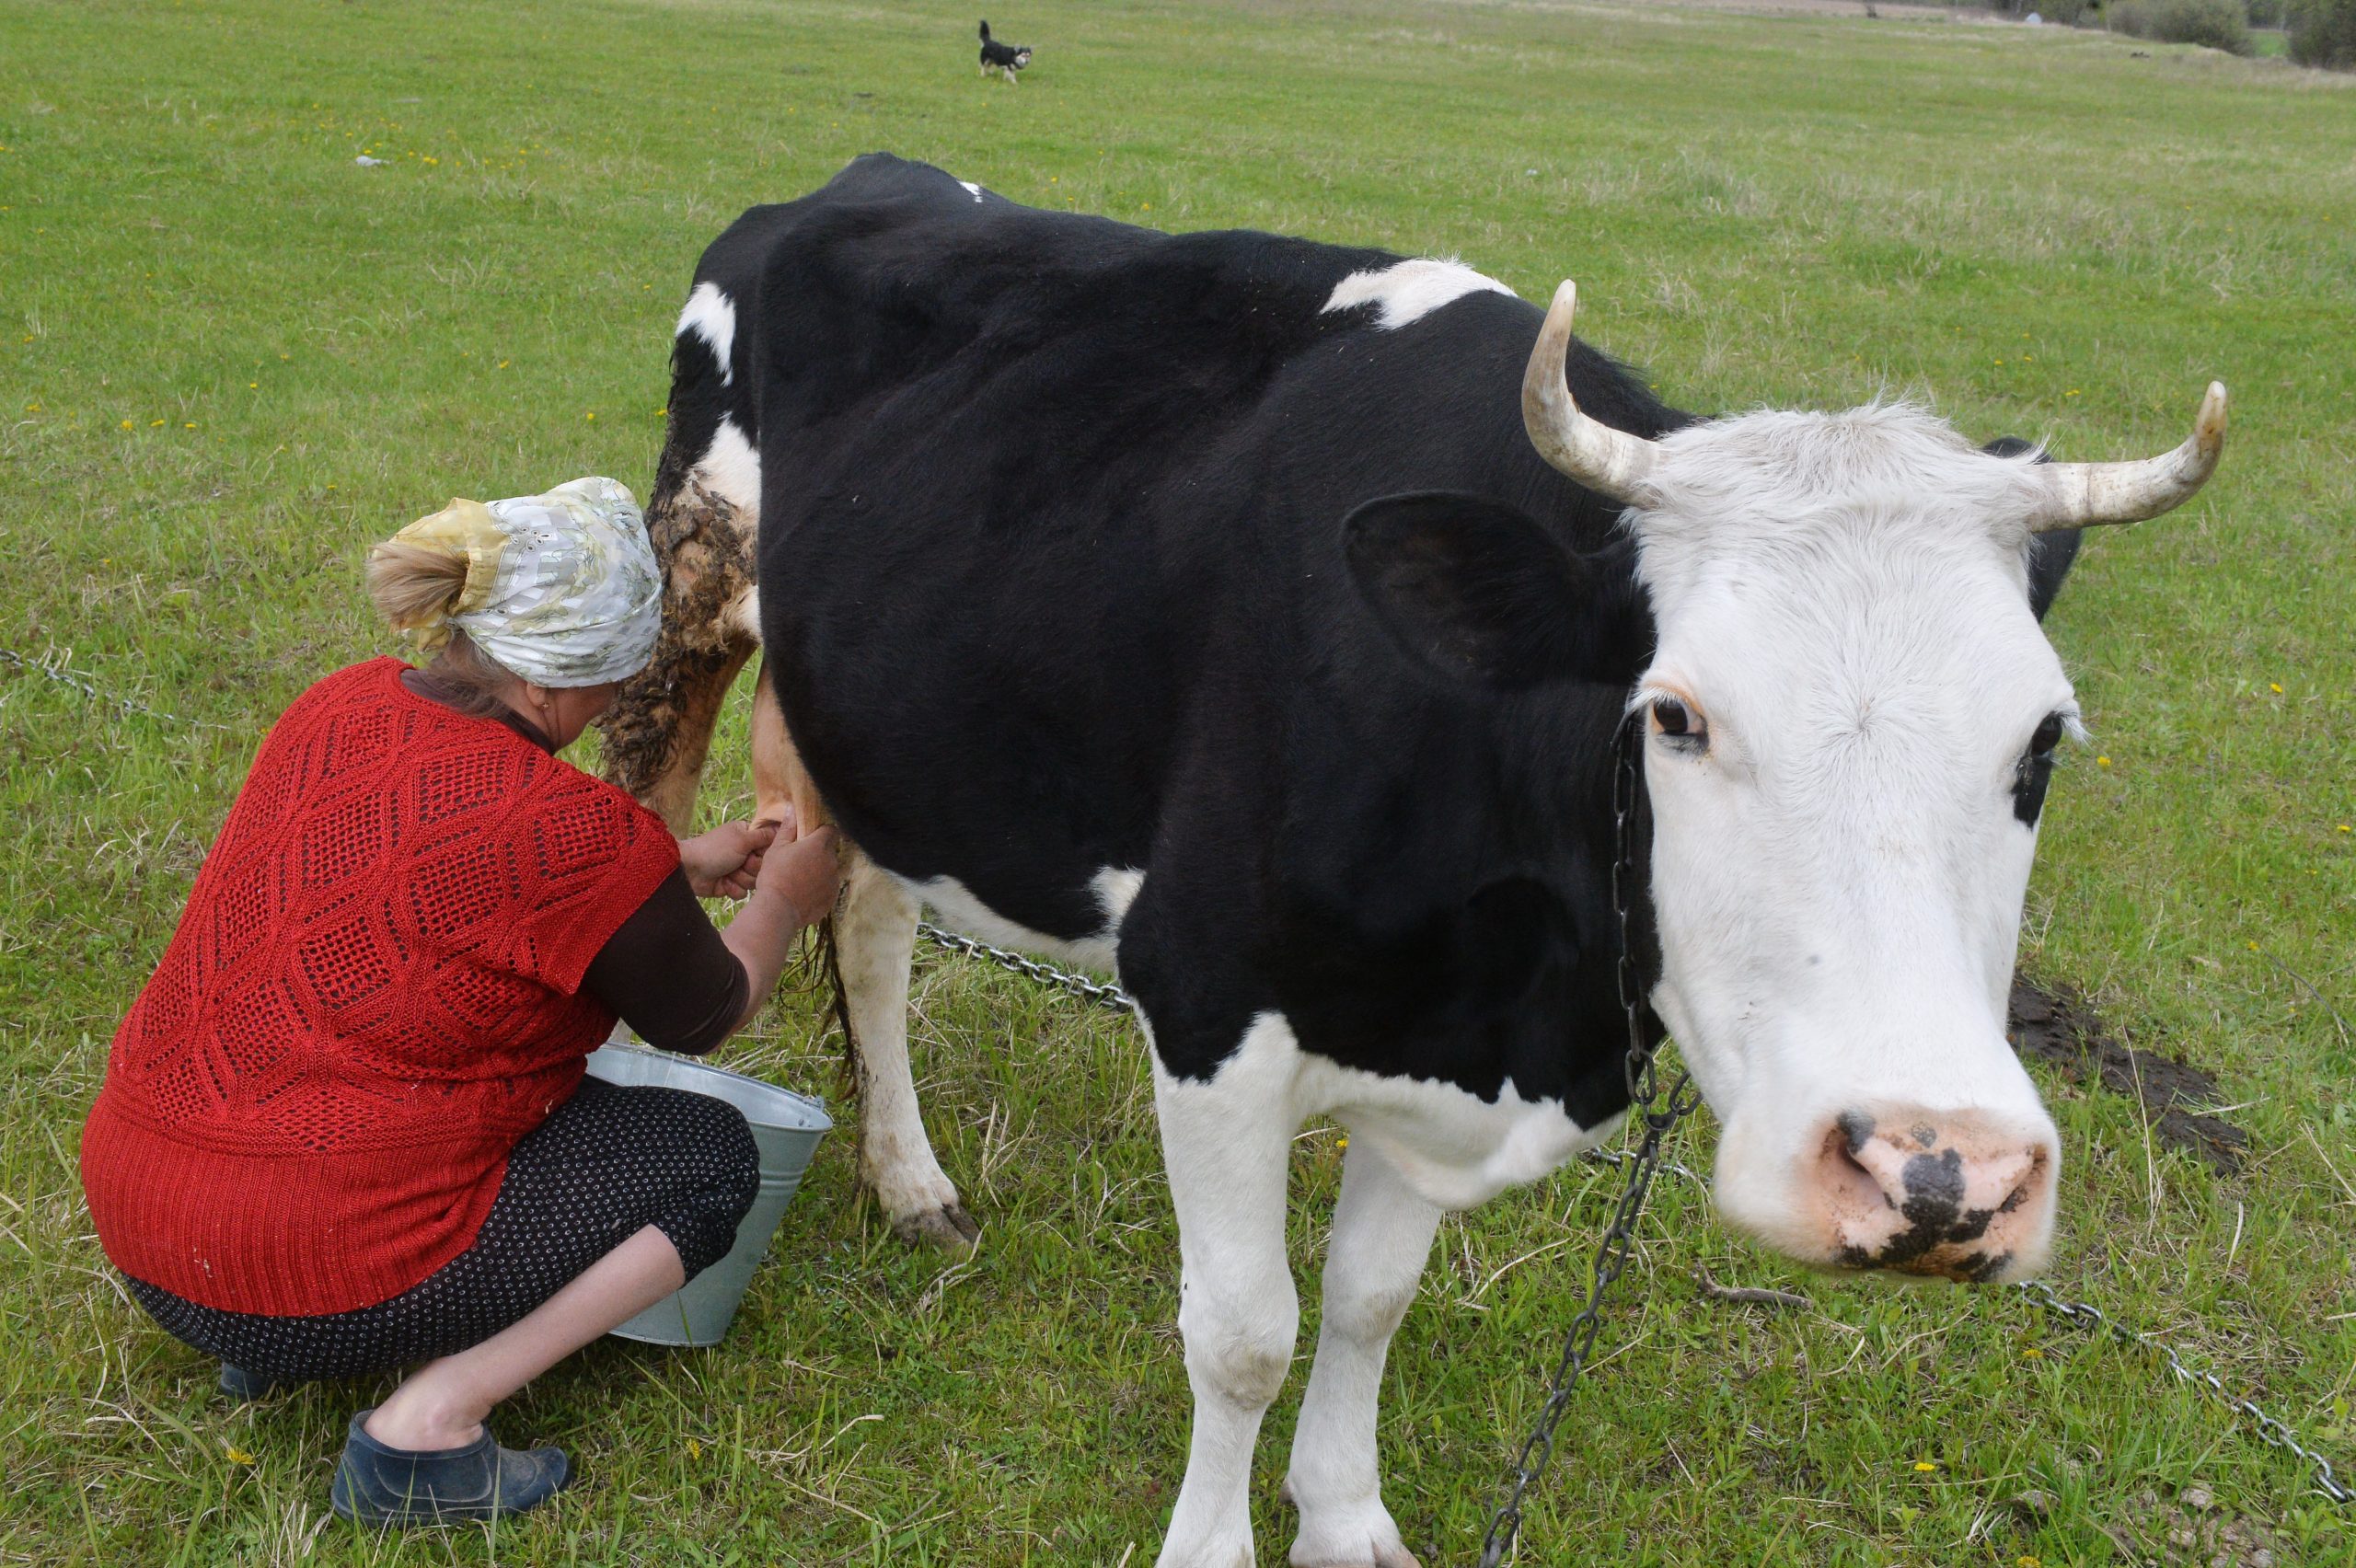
{"left": 816, "top": 911, "right": 862, "bottom": 1099}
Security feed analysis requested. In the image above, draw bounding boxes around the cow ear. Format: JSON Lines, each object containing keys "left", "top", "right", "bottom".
{"left": 1344, "top": 490, "right": 1618, "bottom": 689}
{"left": 1984, "top": 436, "right": 2081, "bottom": 623}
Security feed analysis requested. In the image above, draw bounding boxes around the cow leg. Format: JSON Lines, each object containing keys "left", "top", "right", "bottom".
{"left": 650, "top": 641, "right": 752, "bottom": 833}
{"left": 1283, "top": 1139, "right": 1441, "bottom": 1568}
{"left": 837, "top": 854, "right": 979, "bottom": 1250}
{"left": 1153, "top": 1042, "right": 1300, "bottom": 1568}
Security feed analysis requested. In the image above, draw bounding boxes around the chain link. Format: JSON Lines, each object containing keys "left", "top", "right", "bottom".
{"left": 17, "top": 643, "right": 2351, "bottom": 1519}
{"left": 916, "top": 920, "right": 1138, "bottom": 1013}
{"left": 0, "top": 645, "right": 222, "bottom": 729}
{"left": 1475, "top": 710, "right": 1696, "bottom": 1566}
{"left": 2014, "top": 1279, "right": 2351, "bottom": 1505}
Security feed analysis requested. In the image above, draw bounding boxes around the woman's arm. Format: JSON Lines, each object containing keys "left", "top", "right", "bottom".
{"left": 583, "top": 811, "right": 841, "bottom": 1053}
{"left": 718, "top": 814, "right": 840, "bottom": 1032}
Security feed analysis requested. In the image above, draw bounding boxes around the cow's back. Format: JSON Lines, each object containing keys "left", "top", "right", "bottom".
{"left": 712, "top": 157, "right": 1676, "bottom": 1045}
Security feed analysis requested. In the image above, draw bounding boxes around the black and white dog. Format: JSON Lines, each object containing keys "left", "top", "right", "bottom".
{"left": 977, "top": 20, "right": 1031, "bottom": 85}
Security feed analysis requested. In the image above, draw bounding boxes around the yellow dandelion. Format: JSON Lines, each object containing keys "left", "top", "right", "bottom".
{"left": 279, "top": 352, "right": 289, "bottom": 360}
{"left": 655, "top": 407, "right": 667, "bottom": 418}
{"left": 2066, "top": 388, "right": 2081, "bottom": 397}
{"left": 2018, "top": 1557, "right": 2044, "bottom": 1568}
{"left": 1912, "top": 1459, "right": 1940, "bottom": 1473}
{"left": 150, "top": 419, "right": 165, "bottom": 427}
{"left": 687, "top": 1437, "right": 703, "bottom": 1460}
{"left": 225, "top": 1444, "right": 257, "bottom": 1466}
{"left": 248, "top": 381, "right": 258, "bottom": 388}
{"left": 1336, "top": 1136, "right": 1349, "bottom": 1150}
{"left": 2338, "top": 824, "right": 2351, "bottom": 834}
{"left": 24, "top": 403, "right": 39, "bottom": 413}
{"left": 498, "top": 359, "right": 510, "bottom": 369}
{"left": 2096, "top": 755, "right": 2111, "bottom": 767}
{"left": 120, "top": 418, "right": 133, "bottom": 430}
{"left": 2269, "top": 683, "right": 2283, "bottom": 694}
{"left": 183, "top": 421, "right": 197, "bottom": 429}
{"left": 585, "top": 410, "right": 596, "bottom": 421}
{"left": 2022, "top": 1346, "right": 2043, "bottom": 1359}
{"left": 2247, "top": 940, "right": 2259, "bottom": 951}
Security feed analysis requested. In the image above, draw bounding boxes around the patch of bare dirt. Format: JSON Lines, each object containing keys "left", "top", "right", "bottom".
{"left": 2098, "top": 1482, "right": 2287, "bottom": 1566}
{"left": 2007, "top": 978, "right": 2251, "bottom": 1175}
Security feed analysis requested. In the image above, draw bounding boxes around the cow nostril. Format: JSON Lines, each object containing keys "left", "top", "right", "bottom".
{"left": 1822, "top": 1123, "right": 1894, "bottom": 1213}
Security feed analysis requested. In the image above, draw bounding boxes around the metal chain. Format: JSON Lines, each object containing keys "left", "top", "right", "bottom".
{"left": 17, "top": 643, "right": 2350, "bottom": 1515}
{"left": 1475, "top": 710, "right": 1697, "bottom": 1567}
{"left": 0, "top": 645, "right": 221, "bottom": 729}
{"left": 2013, "top": 1279, "right": 2351, "bottom": 1505}
{"left": 917, "top": 920, "right": 1138, "bottom": 1013}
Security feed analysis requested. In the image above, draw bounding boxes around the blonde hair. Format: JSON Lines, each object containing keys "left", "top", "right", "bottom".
{"left": 366, "top": 540, "right": 519, "bottom": 719}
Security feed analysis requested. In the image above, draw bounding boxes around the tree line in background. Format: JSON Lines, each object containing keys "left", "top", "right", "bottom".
{"left": 1981, "top": 0, "right": 2355, "bottom": 64}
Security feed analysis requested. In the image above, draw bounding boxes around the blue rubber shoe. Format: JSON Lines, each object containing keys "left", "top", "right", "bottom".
{"left": 329, "top": 1411, "right": 571, "bottom": 1527}
{"left": 219, "top": 1363, "right": 298, "bottom": 1401}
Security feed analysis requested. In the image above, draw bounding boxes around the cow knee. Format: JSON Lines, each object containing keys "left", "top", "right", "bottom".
{"left": 1181, "top": 1280, "right": 1298, "bottom": 1409}
{"left": 1322, "top": 1273, "right": 1418, "bottom": 1347}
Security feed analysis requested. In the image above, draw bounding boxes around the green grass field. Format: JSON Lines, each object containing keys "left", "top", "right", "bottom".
{"left": 4, "top": 0, "right": 2352, "bottom": 1562}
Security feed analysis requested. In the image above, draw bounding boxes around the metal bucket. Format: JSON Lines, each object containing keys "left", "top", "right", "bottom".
{"left": 583, "top": 1041, "right": 832, "bottom": 1347}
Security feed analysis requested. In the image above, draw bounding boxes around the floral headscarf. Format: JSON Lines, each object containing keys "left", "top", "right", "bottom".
{"left": 376, "top": 477, "right": 662, "bottom": 687}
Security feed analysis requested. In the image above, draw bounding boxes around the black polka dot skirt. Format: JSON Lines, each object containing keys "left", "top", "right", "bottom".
{"left": 124, "top": 1078, "right": 761, "bottom": 1381}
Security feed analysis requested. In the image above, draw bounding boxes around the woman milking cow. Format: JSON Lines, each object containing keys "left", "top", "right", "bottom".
{"left": 78, "top": 479, "right": 842, "bottom": 1525}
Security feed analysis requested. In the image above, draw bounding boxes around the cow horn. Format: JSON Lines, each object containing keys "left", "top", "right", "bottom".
{"left": 2028, "top": 381, "right": 2228, "bottom": 533}
{"left": 1522, "top": 280, "right": 1659, "bottom": 506}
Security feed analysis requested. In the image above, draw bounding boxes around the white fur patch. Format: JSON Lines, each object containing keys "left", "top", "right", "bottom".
{"left": 723, "top": 584, "right": 761, "bottom": 645}
{"left": 1320, "top": 257, "right": 1516, "bottom": 330}
{"left": 1091, "top": 866, "right": 1145, "bottom": 934}
{"left": 676, "top": 282, "right": 737, "bottom": 386}
{"left": 690, "top": 417, "right": 761, "bottom": 516}
{"left": 901, "top": 872, "right": 1120, "bottom": 972}
{"left": 1173, "top": 1011, "right": 1611, "bottom": 1212}
{"left": 958, "top": 179, "right": 985, "bottom": 203}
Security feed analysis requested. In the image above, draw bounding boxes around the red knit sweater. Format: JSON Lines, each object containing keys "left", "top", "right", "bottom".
{"left": 81, "top": 660, "right": 679, "bottom": 1316}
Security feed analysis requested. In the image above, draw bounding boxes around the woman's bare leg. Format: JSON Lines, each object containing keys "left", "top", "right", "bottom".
{"left": 361, "top": 1225, "right": 687, "bottom": 1450}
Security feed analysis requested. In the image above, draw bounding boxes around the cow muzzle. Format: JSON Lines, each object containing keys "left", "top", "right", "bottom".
{"left": 1806, "top": 1109, "right": 2058, "bottom": 1283}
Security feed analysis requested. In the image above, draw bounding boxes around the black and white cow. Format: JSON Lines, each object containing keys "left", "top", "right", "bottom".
{"left": 599, "top": 154, "right": 2225, "bottom": 1567}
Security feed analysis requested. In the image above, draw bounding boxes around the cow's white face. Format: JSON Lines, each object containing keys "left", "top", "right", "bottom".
{"left": 1630, "top": 407, "right": 2071, "bottom": 1280}
{"left": 1344, "top": 279, "right": 2223, "bottom": 1285}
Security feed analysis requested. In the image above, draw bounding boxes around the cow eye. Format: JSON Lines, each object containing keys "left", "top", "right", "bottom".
{"left": 2013, "top": 710, "right": 2069, "bottom": 826}
{"left": 1650, "top": 696, "right": 1707, "bottom": 749}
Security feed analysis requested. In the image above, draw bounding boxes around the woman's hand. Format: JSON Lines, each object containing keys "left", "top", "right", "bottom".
{"left": 680, "top": 820, "right": 776, "bottom": 901}
{"left": 755, "top": 807, "right": 842, "bottom": 928}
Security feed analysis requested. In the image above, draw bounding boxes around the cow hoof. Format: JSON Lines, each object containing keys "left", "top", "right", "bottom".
{"left": 1153, "top": 1539, "right": 1253, "bottom": 1568}
{"left": 1287, "top": 1494, "right": 1421, "bottom": 1568}
{"left": 1290, "top": 1545, "right": 1423, "bottom": 1568}
{"left": 890, "top": 1202, "right": 982, "bottom": 1251}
